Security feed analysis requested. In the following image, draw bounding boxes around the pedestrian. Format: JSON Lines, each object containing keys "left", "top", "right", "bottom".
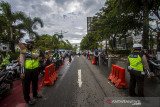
{"left": 94, "top": 48, "right": 99, "bottom": 65}
{"left": 19, "top": 39, "right": 42, "bottom": 105}
{"left": 128, "top": 43, "right": 151, "bottom": 97}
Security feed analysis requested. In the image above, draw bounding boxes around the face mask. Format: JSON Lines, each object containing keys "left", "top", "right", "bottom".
{"left": 27, "top": 44, "right": 33, "bottom": 50}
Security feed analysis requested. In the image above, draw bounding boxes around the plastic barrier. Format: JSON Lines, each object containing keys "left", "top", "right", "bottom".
{"left": 42, "top": 63, "right": 58, "bottom": 86}
{"left": 88, "top": 54, "right": 91, "bottom": 60}
{"left": 92, "top": 56, "right": 96, "bottom": 64}
{"left": 108, "top": 64, "right": 128, "bottom": 88}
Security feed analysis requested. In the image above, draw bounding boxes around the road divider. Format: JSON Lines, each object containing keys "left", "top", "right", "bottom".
{"left": 42, "top": 63, "right": 58, "bottom": 86}
{"left": 108, "top": 64, "right": 128, "bottom": 88}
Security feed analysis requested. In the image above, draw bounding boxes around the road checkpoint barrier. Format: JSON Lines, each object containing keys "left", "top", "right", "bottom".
{"left": 88, "top": 54, "right": 91, "bottom": 60}
{"left": 108, "top": 64, "right": 128, "bottom": 88}
{"left": 92, "top": 56, "right": 96, "bottom": 64}
{"left": 42, "top": 63, "right": 58, "bottom": 86}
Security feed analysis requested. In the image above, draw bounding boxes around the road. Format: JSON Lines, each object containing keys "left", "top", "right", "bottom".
{"left": 0, "top": 55, "right": 160, "bottom": 107}
{"left": 31, "top": 55, "right": 160, "bottom": 107}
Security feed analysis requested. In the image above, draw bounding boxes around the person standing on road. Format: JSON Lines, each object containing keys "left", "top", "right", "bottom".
{"left": 94, "top": 48, "right": 99, "bottom": 65}
{"left": 128, "top": 43, "right": 151, "bottom": 97}
{"left": 19, "top": 39, "right": 42, "bottom": 105}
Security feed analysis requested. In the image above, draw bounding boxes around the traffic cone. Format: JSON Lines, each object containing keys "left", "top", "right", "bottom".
{"left": 88, "top": 54, "right": 91, "bottom": 60}
{"left": 92, "top": 56, "right": 96, "bottom": 64}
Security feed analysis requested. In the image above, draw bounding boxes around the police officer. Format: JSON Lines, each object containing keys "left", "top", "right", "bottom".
{"left": 128, "top": 43, "right": 151, "bottom": 97}
{"left": 19, "top": 39, "right": 42, "bottom": 105}
{"left": 0, "top": 46, "right": 11, "bottom": 69}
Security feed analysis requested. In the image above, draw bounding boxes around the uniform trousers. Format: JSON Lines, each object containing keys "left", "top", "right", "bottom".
{"left": 129, "top": 70, "right": 144, "bottom": 97}
{"left": 22, "top": 68, "right": 39, "bottom": 102}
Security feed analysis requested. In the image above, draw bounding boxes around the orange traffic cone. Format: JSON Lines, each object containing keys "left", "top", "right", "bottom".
{"left": 92, "top": 56, "right": 96, "bottom": 64}
{"left": 88, "top": 54, "right": 91, "bottom": 60}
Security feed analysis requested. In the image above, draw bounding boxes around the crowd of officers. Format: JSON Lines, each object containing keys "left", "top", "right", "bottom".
{"left": 0, "top": 39, "right": 157, "bottom": 105}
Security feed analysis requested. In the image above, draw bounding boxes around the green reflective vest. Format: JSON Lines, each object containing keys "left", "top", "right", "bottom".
{"left": 0, "top": 54, "right": 10, "bottom": 67}
{"left": 52, "top": 53, "right": 60, "bottom": 58}
{"left": 128, "top": 54, "right": 143, "bottom": 72}
{"left": 25, "top": 51, "right": 39, "bottom": 69}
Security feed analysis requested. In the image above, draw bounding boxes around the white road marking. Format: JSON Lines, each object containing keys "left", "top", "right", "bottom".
{"left": 108, "top": 82, "right": 113, "bottom": 86}
{"left": 78, "top": 69, "right": 82, "bottom": 87}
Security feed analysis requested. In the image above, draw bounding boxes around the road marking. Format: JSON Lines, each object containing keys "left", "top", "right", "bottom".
{"left": 78, "top": 69, "right": 82, "bottom": 87}
{"left": 108, "top": 82, "right": 113, "bottom": 86}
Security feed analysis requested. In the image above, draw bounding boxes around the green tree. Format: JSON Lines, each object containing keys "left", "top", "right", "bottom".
{"left": 0, "top": 1, "right": 26, "bottom": 52}
{"left": 21, "top": 16, "right": 44, "bottom": 39}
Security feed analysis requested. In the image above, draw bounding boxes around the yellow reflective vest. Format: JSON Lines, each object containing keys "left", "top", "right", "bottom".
{"left": 128, "top": 53, "right": 143, "bottom": 72}
{"left": 0, "top": 54, "right": 10, "bottom": 67}
{"left": 25, "top": 51, "right": 39, "bottom": 69}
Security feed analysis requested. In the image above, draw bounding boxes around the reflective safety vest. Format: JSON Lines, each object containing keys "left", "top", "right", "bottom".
{"left": 25, "top": 51, "right": 39, "bottom": 69}
{"left": 128, "top": 54, "right": 143, "bottom": 72}
{"left": 0, "top": 54, "right": 10, "bottom": 67}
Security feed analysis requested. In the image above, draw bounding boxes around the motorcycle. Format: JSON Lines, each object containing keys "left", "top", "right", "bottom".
{"left": 148, "top": 58, "right": 160, "bottom": 79}
{"left": 0, "top": 70, "right": 13, "bottom": 99}
{"left": 6, "top": 60, "right": 20, "bottom": 80}
{"left": 100, "top": 54, "right": 108, "bottom": 64}
{"left": 52, "top": 57, "right": 60, "bottom": 70}
{"left": 95, "top": 55, "right": 99, "bottom": 65}
{"left": 68, "top": 55, "right": 72, "bottom": 62}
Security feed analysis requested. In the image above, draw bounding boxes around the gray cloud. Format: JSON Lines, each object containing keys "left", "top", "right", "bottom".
{"left": 3, "top": 0, "right": 106, "bottom": 44}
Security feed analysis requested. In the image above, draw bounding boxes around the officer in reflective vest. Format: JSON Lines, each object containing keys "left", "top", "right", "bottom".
{"left": 19, "top": 39, "right": 42, "bottom": 105}
{"left": 0, "top": 46, "right": 11, "bottom": 69}
{"left": 128, "top": 43, "right": 151, "bottom": 97}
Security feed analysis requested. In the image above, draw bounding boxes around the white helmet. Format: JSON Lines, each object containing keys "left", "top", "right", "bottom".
{"left": 133, "top": 44, "right": 143, "bottom": 48}
{"left": 1, "top": 46, "right": 7, "bottom": 52}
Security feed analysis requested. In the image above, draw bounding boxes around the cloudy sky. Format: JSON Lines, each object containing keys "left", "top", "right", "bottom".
{"left": 3, "top": 0, "right": 106, "bottom": 45}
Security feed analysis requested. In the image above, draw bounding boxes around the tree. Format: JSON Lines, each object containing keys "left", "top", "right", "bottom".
{"left": 0, "top": 1, "right": 26, "bottom": 52}
{"left": 21, "top": 16, "right": 44, "bottom": 39}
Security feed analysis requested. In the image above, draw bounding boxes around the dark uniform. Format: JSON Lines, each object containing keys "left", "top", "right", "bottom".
{"left": 21, "top": 50, "right": 40, "bottom": 103}
{"left": 20, "top": 40, "right": 42, "bottom": 105}
{"left": 128, "top": 51, "right": 150, "bottom": 97}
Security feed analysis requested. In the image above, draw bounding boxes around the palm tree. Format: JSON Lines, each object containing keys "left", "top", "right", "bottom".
{"left": 0, "top": 1, "right": 26, "bottom": 52}
{"left": 22, "top": 17, "right": 44, "bottom": 39}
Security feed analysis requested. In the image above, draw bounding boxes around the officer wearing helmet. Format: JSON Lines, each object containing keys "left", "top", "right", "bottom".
{"left": 19, "top": 39, "right": 42, "bottom": 105}
{"left": 0, "top": 45, "right": 11, "bottom": 69}
{"left": 128, "top": 43, "right": 151, "bottom": 97}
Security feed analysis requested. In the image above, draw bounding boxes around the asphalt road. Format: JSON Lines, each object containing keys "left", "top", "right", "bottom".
{"left": 28, "top": 55, "right": 160, "bottom": 107}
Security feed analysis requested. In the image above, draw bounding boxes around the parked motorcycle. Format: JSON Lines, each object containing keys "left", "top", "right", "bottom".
{"left": 148, "top": 58, "right": 160, "bottom": 79}
{"left": 6, "top": 60, "right": 20, "bottom": 80}
{"left": 0, "top": 70, "right": 13, "bottom": 99}
{"left": 100, "top": 54, "right": 108, "bottom": 64}
{"left": 95, "top": 55, "right": 99, "bottom": 65}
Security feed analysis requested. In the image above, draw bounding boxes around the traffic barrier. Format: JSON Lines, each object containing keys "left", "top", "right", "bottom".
{"left": 111, "top": 66, "right": 121, "bottom": 84}
{"left": 42, "top": 63, "right": 58, "bottom": 86}
{"left": 108, "top": 64, "right": 115, "bottom": 81}
{"left": 108, "top": 64, "right": 128, "bottom": 88}
{"left": 92, "top": 56, "right": 96, "bottom": 64}
{"left": 88, "top": 54, "right": 91, "bottom": 60}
